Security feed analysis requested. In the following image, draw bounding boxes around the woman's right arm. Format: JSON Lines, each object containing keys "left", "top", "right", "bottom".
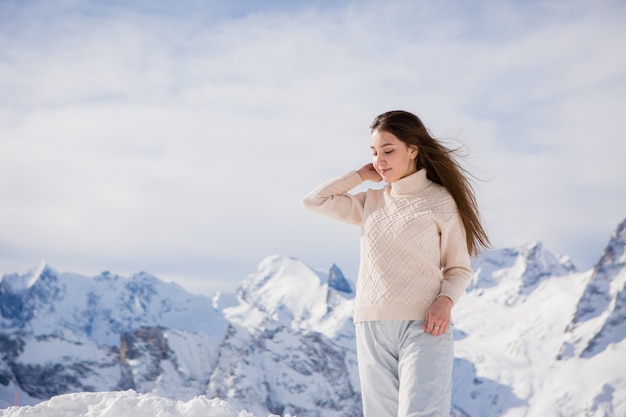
{"left": 301, "top": 170, "right": 369, "bottom": 225}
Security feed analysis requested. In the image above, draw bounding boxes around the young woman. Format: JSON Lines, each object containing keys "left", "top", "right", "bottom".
{"left": 302, "top": 110, "right": 489, "bottom": 417}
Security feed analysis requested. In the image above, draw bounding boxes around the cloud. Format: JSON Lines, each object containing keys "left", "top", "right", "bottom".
{"left": 1, "top": 0, "right": 625, "bottom": 294}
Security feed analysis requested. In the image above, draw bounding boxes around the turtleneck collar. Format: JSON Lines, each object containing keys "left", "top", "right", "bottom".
{"left": 389, "top": 169, "right": 431, "bottom": 197}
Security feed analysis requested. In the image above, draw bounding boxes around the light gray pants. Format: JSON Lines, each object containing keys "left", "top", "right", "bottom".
{"left": 355, "top": 320, "right": 453, "bottom": 417}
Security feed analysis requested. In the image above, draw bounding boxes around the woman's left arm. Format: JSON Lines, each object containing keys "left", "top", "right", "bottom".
{"left": 424, "top": 204, "right": 472, "bottom": 336}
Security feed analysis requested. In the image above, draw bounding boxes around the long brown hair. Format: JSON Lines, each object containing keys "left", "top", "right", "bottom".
{"left": 370, "top": 110, "right": 490, "bottom": 256}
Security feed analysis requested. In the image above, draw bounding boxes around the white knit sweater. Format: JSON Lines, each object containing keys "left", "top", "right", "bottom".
{"left": 302, "top": 169, "right": 472, "bottom": 322}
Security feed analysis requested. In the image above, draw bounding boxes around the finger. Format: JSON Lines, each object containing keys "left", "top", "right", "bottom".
{"left": 442, "top": 322, "right": 450, "bottom": 333}
{"left": 425, "top": 312, "right": 440, "bottom": 334}
{"left": 435, "top": 321, "right": 450, "bottom": 336}
{"left": 422, "top": 312, "right": 432, "bottom": 331}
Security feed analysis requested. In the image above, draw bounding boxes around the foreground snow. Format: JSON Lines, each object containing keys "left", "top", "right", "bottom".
{"left": 0, "top": 390, "right": 291, "bottom": 417}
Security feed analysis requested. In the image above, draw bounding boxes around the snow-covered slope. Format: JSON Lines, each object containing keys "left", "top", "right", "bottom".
{"left": 1, "top": 219, "right": 625, "bottom": 416}
{"left": 452, "top": 222, "right": 626, "bottom": 417}
{"left": 207, "top": 256, "right": 360, "bottom": 416}
{"left": 0, "top": 268, "right": 229, "bottom": 406}
{"left": 0, "top": 390, "right": 262, "bottom": 417}
{"left": 567, "top": 218, "right": 626, "bottom": 358}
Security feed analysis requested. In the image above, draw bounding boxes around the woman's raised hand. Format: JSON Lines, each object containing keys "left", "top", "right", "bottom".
{"left": 357, "top": 163, "right": 382, "bottom": 182}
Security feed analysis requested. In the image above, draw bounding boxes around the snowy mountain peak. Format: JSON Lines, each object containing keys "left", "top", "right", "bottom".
{"left": 596, "top": 217, "right": 626, "bottom": 269}
{"left": 25, "top": 260, "right": 46, "bottom": 289}
{"left": 328, "top": 263, "right": 352, "bottom": 294}
{"left": 0, "top": 266, "right": 228, "bottom": 347}
{"left": 237, "top": 255, "right": 324, "bottom": 306}
{"left": 519, "top": 241, "right": 576, "bottom": 290}
{"left": 229, "top": 255, "right": 354, "bottom": 338}
{"left": 568, "top": 220, "right": 626, "bottom": 331}
{"left": 0, "top": 263, "right": 67, "bottom": 327}
{"left": 0, "top": 260, "right": 47, "bottom": 292}
{"left": 468, "top": 242, "right": 576, "bottom": 298}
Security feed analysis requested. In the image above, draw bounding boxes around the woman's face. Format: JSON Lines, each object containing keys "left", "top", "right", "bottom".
{"left": 370, "top": 129, "right": 418, "bottom": 183}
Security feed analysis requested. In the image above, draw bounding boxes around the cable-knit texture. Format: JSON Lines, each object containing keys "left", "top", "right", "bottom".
{"left": 302, "top": 169, "right": 472, "bottom": 322}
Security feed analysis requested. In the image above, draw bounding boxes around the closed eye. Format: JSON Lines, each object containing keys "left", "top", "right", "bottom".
{"left": 371, "top": 147, "right": 395, "bottom": 156}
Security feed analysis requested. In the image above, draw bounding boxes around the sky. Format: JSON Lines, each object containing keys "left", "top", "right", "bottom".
{"left": 1, "top": 0, "right": 625, "bottom": 296}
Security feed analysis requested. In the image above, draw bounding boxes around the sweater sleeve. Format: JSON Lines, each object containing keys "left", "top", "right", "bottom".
{"left": 439, "top": 200, "right": 472, "bottom": 304}
{"left": 301, "top": 171, "right": 367, "bottom": 225}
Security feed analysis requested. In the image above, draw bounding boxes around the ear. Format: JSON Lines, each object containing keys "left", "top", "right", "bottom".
{"left": 410, "top": 147, "right": 418, "bottom": 159}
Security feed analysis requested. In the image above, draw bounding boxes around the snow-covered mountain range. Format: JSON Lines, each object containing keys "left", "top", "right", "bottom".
{"left": 1, "top": 218, "right": 625, "bottom": 417}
